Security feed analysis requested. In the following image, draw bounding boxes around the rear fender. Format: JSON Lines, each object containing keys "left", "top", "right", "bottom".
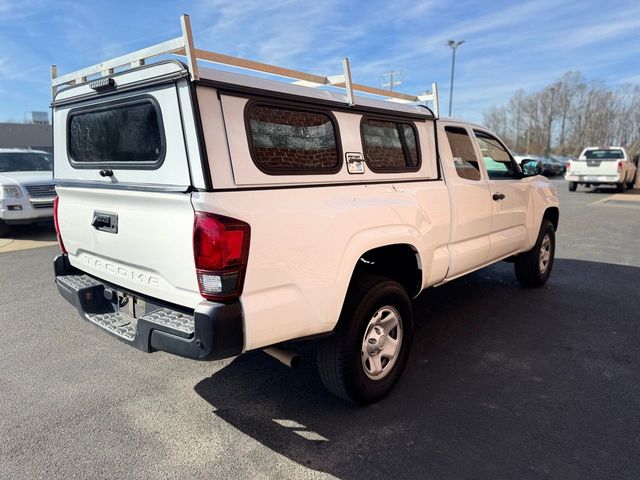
{"left": 330, "top": 226, "right": 423, "bottom": 330}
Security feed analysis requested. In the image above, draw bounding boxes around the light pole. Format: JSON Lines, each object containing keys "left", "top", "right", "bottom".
{"left": 446, "top": 40, "right": 464, "bottom": 117}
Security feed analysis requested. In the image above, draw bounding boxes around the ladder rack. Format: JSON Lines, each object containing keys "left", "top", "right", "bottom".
{"left": 51, "top": 14, "right": 439, "bottom": 116}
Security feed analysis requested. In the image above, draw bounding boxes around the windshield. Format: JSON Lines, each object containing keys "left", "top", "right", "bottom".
{"left": 0, "top": 152, "right": 52, "bottom": 172}
{"left": 584, "top": 149, "right": 624, "bottom": 160}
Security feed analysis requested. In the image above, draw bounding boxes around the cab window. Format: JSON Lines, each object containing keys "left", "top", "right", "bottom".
{"left": 445, "top": 126, "right": 481, "bottom": 181}
{"left": 474, "top": 131, "right": 519, "bottom": 179}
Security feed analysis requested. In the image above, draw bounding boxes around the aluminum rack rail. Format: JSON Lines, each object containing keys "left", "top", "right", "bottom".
{"left": 51, "top": 14, "right": 440, "bottom": 116}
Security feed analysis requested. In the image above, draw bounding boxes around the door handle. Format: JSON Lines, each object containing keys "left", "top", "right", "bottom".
{"left": 492, "top": 193, "right": 506, "bottom": 201}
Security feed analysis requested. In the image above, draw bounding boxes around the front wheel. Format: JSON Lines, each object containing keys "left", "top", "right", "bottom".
{"left": 317, "top": 275, "right": 413, "bottom": 404}
{"left": 514, "top": 220, "right": 555, "bottom": 287}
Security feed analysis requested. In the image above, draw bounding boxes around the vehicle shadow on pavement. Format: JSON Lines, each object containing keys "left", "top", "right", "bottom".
{"left": 0, "top": 223, "right": 57, "bottom": 253}
{"left": 194, "top": 259, "right": 640, "bottom": 480}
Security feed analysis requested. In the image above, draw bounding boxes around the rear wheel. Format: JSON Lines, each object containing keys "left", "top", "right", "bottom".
{"left": 514, "top": 220, "right": 555, "bottom": 288}
{"left": 568, "top": 182, "right": 577, "bottom": 192}
{"left": 317, "top": 275, "right": 413, "bottom": 404}
{"left": 616, "top": 182, "right": 627, "bottom": 193}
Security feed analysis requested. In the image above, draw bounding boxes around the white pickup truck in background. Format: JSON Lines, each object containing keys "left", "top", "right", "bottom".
{"left": 51, "top": 15, "right": 560, "bottom": 404}
{"left": 565, "top": 147, "right": 637, "bottom": 192}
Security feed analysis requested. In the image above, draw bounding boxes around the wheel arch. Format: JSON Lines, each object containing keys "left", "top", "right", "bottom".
{"left": 352, "top": 244, "right": 422, "bottom": 297}
{"left": 331, "top": 242, "right": 422, "bottom": 333}
{"left": 543, "top": 206, "right": 559, "bottom": 231}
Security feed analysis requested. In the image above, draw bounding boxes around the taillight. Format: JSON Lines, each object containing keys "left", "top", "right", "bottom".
{"left": 193, "top": 212, "right": 250, "bottom": 302}
{"left": 53, "top": 196, "right": 67, "bottom": 254}
{"left": 617, "top": 161, "right": 623, "bottom": 173}
{"left": 566, "top": 160, "right": 571, "bottom": 172}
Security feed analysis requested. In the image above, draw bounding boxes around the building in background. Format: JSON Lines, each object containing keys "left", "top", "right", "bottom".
{"left": 25, "top": 111, "right": 50, "bottom": 125}
{"left": 0, "top": 111, "right": 52, "bottom": 152}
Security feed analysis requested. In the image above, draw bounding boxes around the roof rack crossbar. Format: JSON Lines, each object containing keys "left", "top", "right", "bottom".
{"left": 51, "top": 14, "right": 440, "bottom": 117}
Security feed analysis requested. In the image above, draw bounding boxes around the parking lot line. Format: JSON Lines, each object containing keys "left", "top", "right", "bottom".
{"left": 0, "top": 233, "right": 58, "bottom": 253}
{"left": 589, "top": 192, "right": 640, "bottom": 207}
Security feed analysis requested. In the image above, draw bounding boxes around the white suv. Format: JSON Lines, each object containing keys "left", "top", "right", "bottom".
{"left": 0, "top": 149, "right": 56, "bottom": 237}
{"left": 51, "top": 16, "right": 559, "bottom": 404}
{"left": 565, "top": 147, "right": 637, "bottom": 192}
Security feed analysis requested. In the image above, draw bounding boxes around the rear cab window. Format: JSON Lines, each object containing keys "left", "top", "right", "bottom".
{"left": 583, "top": 149, "right": 625, "bottom": 160}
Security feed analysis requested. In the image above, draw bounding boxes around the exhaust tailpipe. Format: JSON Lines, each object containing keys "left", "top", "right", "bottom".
{"left": 263, "top": 347, "right": 301, "bottom": 368}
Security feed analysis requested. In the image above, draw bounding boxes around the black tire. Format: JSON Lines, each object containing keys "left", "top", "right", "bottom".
{"left": 616, "top": 182, "right": 627, "bottom": 193}
{"left": 568, "top": 182, "right": 577, "bottom": 192}
{"left": 0, "top": 220, "right": 10, "bottom": 238}
{"left": 317, "top": 275, "right": 413, "bottom": 405}
{"left": 514, "top": 220, "right": 555, "bottom": 288}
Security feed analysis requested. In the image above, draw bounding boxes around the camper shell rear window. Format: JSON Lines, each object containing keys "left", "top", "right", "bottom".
{"left": 67, "top": 96, "right": 165, "bottom": 169}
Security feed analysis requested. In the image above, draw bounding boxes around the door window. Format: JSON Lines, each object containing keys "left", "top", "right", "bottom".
{"left": 474, "top": 131, "right": 519, "bottom": 179}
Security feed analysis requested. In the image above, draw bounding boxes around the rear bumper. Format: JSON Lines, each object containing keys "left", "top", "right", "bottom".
{"left": 54, "top": 254, "right": 244, "bottom": 360}
{"left": 565, "top": 174, "right": 621, "bottom": 184}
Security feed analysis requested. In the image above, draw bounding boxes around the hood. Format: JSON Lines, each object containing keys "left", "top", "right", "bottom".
{"left": 0, "top": 171, "right": 54, "bottom": 186}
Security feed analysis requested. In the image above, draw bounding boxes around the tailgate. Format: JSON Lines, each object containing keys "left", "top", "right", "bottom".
{"left": 570, "top": 159, "right": 619, "bottom": 176}
{"left": 57, "top": 187, "right": 200, "bottom": 308}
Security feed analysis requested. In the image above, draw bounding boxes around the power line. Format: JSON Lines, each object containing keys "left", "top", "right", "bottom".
{"left": 381, "top": 71, "right": 402, "bottom": 92}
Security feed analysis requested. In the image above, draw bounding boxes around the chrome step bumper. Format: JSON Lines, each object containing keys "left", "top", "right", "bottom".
{"left": 54, "top": 255, "right": 243, "bottom": 360}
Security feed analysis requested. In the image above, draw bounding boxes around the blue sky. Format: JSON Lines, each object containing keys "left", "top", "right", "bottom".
{"left": 1, "top": 0, "right": 639, "bottom": 123}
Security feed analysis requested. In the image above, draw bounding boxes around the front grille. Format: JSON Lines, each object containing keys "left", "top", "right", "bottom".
{"left": 25, "top": 184, "right": 56, "bottom": 197}
{"left": 32, "top": 202, "right": 54, "bottom": 209}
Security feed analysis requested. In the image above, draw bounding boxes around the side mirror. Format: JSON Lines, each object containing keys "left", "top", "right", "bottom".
{"left": 521, "top": 159, "right": 542, "bottom": 176}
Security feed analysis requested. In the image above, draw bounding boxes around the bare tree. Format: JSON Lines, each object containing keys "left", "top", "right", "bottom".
{"left": 483, "top": 71, "right": 640, "bottom": 157}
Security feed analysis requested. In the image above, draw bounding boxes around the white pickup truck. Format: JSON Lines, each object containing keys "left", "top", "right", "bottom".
{"left": 52, "top": 16, "right": 559, "bottom": 404}
{"left": 565, "top": 146, "right": 637, "bottom": 192}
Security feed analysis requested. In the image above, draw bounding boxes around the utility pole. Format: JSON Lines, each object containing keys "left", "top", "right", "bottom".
{"left": 382, "top": 71, "right": 402, "bottom": 91}
{"left": 446, "top": 40, "right": 464, "bottom": 117}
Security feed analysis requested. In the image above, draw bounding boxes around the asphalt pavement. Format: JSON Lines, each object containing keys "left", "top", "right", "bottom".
{"left": 0, "top": 178, "right": 639, "bottom": 479}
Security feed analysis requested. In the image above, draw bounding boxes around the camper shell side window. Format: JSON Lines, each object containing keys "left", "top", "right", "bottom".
{"left": 244, "top": 101, "right": 342, "bottom": 175}
{"left": 360, "top": 116, "right": 421, "bottom": 173}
